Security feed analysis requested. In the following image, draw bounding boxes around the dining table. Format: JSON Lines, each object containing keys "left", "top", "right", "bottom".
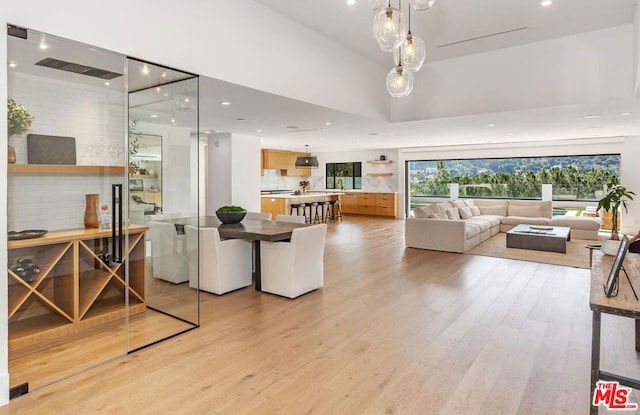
{"left": 159, "top": 216, "right": 309, "bottom": 291}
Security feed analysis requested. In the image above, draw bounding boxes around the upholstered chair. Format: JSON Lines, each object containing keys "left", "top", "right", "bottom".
{"left": 245, "top": 211, "right": 272, "bottom": 221}
{"left": 275, "top": 214, "right": 306, "bottom": 224}
{"left": 148, "top": 221, "right": 189, "bottom": 284}
{"left": 260, "top": 224, "right": 327, "bottom": 298}
{"left": 184, "top": 225, "right": 252, "bottom": 294}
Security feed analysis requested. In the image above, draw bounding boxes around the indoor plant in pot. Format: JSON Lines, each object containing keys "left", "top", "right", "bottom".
{"left": 597, "top": 179, "right": 635, "bottom": 254}
{"left": 215, "top": 205, "right": 247, "bottom": 224}
{"left": 7, "top": 98, "right": 34, "bottom": 164}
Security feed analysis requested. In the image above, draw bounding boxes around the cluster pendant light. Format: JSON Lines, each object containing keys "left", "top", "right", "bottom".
{"left": 372, "top": 0, "right": 433, "bottom": 97}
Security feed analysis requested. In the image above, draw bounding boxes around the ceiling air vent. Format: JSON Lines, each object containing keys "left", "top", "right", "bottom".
{"left": 35, "top": 57, "right": 122, "bottom": 80}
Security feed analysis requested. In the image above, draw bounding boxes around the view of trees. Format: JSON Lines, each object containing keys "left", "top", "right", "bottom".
{"left": 409, "top": 154, "right": 620, "bottom": 200}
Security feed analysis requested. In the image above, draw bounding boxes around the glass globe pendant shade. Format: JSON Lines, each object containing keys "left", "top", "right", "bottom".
{"left": 410, "top": 0, "right": 436, "bottom": 11}
{"left": 386, "top": 65, "right": 414, "bottom": 97}
{"left": 393, "top": 32, "right": 426, "bottom": 71}
{"left": 371, "top": 0, "right": 388, "bottom": 10}
{"left": 372, "top": 7, "right": 406, "bottom": 52}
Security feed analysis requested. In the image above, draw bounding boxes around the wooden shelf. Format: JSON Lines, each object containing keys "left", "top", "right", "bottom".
{"left": 8, "top": 164, "right": 126, "bottom": 175}
{"left": 8, "top": 227, "right": 147, "bottom": 351}
{"left": 367, "top": 160, "right": 393, "bottom": 164}
{"left": 366, "top": 172, "right": 393, "bottom": 177}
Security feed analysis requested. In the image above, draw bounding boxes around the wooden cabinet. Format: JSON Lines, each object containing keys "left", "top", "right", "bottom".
{"left": 8, "top": 226, "right": 147, "bottom": 352}
{"left": 261, "top": 197, "right": 286, "bottom": 219}
{"left": 340, "top": 192, "right": 398, "bottom": 218}
{"left": 262, "top": 149, "right": 311, "bottom": 176}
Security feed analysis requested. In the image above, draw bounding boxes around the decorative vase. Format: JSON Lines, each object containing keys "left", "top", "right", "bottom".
{"left": 8, "top": 145, "right": 16, "bottom": 164}
{"left": 84, "top": 194, "right": 100, "bottom": 228}
{"left": 602, "top": 239, "right": 621, "bottom": 256}
{"left": 215, "top": 210, "right": 246, "bottom": 224}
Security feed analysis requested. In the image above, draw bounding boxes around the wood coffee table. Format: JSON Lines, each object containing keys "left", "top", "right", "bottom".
{"left": 506, "top": 224, "right": 571, "bottom": 253}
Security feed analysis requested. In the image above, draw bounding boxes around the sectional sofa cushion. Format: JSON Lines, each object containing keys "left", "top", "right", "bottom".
{"left": 501, "top": 216, "right": 550, "bottom": 226}
{"left": 473, "top": 199, "right": 508, "bottom": 216}
{"left": 508, "top": 204, "right": 542, "bottom": 217}
{"left": 458, "top": 206, "right": 473, "bottom": 219}
{"left": 431, "top": 211, "right": 447, "bottom": 219}
{"left": 470, "top": 206, "right": 481, "bottom": 216}
{"left": 445, "top": 208, "right": 461, "bottom": 220}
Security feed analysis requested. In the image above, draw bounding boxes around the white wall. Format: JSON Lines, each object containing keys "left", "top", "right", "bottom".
{"left": 207, "top": 133, "right": 261, "bottom": 214}
{"left": 231, "top": 134, "right": 260, "bottom": 212}
{"left": 392, "top": 25, "right": 635, "bottom": 122}
{"left": 635, "top": 3, "right": 640, "bottom": 96}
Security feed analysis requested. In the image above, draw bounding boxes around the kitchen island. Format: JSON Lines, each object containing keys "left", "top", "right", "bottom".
{"left": 261, "top": 192, "right": 344, "bottom": 219}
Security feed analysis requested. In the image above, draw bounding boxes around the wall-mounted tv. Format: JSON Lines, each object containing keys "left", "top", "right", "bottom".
{"left": 603, "top": 235, "right": 630, "bottom": 298}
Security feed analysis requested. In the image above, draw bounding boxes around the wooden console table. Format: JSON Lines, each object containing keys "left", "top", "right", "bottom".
{"left": 590, "top": 250, "right": 640, "bottom": 414}
{"left": 7, "top": 226, "right": 147, "bottom": 352}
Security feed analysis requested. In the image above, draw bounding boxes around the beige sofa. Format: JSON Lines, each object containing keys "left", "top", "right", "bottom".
{"left": 405, "top": 199, "right": 602, "bottom": 253}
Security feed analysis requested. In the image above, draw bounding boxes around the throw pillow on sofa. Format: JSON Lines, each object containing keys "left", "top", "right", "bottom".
{"left": 445, "top": 208, "right": 461, "bottom": 220}
{"left": 413, "top": 207, "right": 431, "bottom": 218}
{"left": 459, "top": 206, "right": 473, "bottom": 219}
{"left": 470, "top": 206, "right": 481, "bottom": 216}
{"left": 430, "top": 211, "right": 448, "bottom": 219}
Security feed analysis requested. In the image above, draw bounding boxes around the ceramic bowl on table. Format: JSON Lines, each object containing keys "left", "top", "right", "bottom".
{"left": 215, "top": 210, "right": 246, "bottom": 224}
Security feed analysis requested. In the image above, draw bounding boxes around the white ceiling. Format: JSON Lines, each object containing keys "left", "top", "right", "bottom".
{"left": 8, "top": 1, "right": 640, "bottom": 154}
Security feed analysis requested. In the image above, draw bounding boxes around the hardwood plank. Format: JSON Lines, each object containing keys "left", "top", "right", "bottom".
{"left": 2, "top": 215, "right": 640, "bottom": 414}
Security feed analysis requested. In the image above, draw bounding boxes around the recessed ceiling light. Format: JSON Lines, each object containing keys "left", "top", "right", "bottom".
{"left": 319, "top": 137, "right": 325, "bottom": 140}
{"left": 161, "top": 72, "right": 167, "bottom": 78}
{"left": 220, "top": 101, "right": 231, "bottom": 106}
{"left": 104, "top": 81, "right": 110, "bottom": 86}
{"left": 142, "top": 65, "right": 149, "bottom": 75}
{"left": 150, "top": 114, "right": 158, "bottom": 118}
{"left": 8, "top": 62, "right": 16, "bottom": 68}
{"left": 618, "top": 125, "right": 625, "bottom": 128}
{"left": 184, "top": 97, "right": 189, "bottom": 103}
{"left": 39, "top": 43, "right": 48, "bottom": 50}
{"left": 256, "top": 129, "right": 263, "bottom": 133}
{"left": 346, "top": 0, "right": 356, "bottom": 4}
{"left": 541, "top": 0, "right": 552, "bottom": 6}
{"left": 583, "top": 114, "right": 602, "bottom": 119}
{"left": 621, "top": 112, "right": 632, "bottom": 116}
{"left": 487, "top": 123, "right": 495, "bottom": 127}
{"left": 205, "top": 130, "right": 211, "bottom": 134}
{"left": 324, "top": 122, "right": 332, "bottom": 126}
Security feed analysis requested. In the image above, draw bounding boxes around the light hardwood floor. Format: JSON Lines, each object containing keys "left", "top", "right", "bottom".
{"left": 2, "top": 215, "right": 639, "bottom": 414}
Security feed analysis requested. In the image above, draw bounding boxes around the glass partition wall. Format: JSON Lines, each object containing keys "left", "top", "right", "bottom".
{"left": 6, "top": 28, "right": 199, "bottom": 395}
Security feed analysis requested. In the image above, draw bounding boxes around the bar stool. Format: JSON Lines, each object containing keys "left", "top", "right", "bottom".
{"left": 320, "top": 201, "right": 332, "bottom": 223}
{"left": 289, "top": 203, "right": 307, "bottom": 222}
{"left": 306, "top": 202, "right": 320, "bottom": 224}
{"left": 331, "top": 200, "right": 342, "bottom": 223}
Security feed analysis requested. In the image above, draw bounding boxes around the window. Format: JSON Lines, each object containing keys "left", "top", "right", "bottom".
{"left": 326, "top": 162, "right": 362, "bottom": 189}
{"left": 407, "top": 154, "right": 620, "bottom": 203}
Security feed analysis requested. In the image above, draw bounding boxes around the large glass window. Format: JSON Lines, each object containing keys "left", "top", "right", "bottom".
{"left": 326, "top": 162, "right": 362, "bottom": 189}
{"left": 408, "top": 154, "right": 620, "bottom": 203}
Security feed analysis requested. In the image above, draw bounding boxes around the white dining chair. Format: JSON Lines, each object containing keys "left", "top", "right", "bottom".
{"left": 275, "top": 214, "right": 306, "bottom": 224}
{"left": 260, "top": 224, "right": 327, "bottom": 298}
{"left": 148, "top": 221, "right": 189, "bottom": 284}
{"left": 245, "top": 211, "right": 271, "bottom": 221}
{"left": 184, "top": 225, "right": 252, "bottom": 295}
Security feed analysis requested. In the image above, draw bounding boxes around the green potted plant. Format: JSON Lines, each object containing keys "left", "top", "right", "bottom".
{"left": 597, "top": 179, "right": 635, "bottom": 254}
{"left": 7, "top": 98, "right": 34, "bottom": 164}
{"left": 215, "top": 205, "right": 247, "bottom": 224}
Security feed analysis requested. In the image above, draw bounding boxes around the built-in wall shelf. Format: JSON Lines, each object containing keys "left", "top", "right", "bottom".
{"left": 366, "top": 172, "right": 393, "bottom": 177}
{"left": 8, "top": 164, "right": 126, "bottom": 176}
{"left": 366, "top": 160, "right": 393, "bottom": 164}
